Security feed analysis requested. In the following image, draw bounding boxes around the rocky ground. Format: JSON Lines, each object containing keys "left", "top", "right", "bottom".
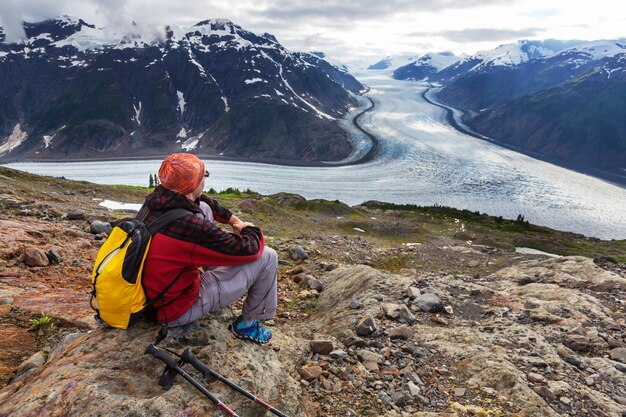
{"left": 0, "top": 166, "right": 625, "bottom": 417}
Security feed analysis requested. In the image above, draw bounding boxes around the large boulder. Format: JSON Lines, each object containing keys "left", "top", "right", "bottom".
{"left": 0, "top": 316, "right": 303, "bottom": 416}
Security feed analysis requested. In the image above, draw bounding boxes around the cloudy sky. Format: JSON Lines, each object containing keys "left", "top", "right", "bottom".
{"left": 1, "top": 0, "right": 625, "bottom": 62}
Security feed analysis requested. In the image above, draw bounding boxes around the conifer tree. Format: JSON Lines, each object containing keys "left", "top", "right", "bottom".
{"left": 149, "top": 173, "right": 154, "bottom": 188}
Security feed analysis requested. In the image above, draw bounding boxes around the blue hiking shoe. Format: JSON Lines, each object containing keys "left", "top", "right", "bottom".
{"left": 228, "top": 315, "right": 272, "bottom": 344}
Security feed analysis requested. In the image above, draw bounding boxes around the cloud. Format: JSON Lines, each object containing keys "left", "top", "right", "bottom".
{"left": 256, "top": 0, "right": 517, "bottom": 24}
{"left": 409, "top": 27, "right": 543, "bottom": 43}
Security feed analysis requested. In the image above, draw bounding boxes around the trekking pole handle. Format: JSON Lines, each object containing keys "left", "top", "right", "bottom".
{"left": 145, "top": 343, "right": 178, "bottom": 368}
{"left": 145, "top": 344, "right": 241, "bottom": 417}
{"left": 181, "top": 349, "right": 290, "bottom": 417}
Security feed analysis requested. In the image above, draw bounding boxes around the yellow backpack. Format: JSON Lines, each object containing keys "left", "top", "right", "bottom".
{"left": 90, "top": 209, "right": 189, "bottom": 329}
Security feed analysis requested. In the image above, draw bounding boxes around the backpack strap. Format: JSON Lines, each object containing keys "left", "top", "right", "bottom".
{"left": 146, "top": 208, "right": 191, "bottom": 235}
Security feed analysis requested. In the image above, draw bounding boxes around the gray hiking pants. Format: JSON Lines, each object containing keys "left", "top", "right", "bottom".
{"left": 168, "top": 202, "right": 278, "bottom": 327}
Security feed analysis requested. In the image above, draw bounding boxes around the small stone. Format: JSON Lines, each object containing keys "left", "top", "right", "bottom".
{"left": 46, "top": 249, "right": 62, "bottom": 265}
{"left": 23, "top": 247, "right": 49, "bottom": 267}
{"left": 289, "top": 245, "right": 308, "bottom": 261}
{"left": 536, "top": 386, "right": 557, "bottom": 402}
{"left": 286, "top": 266, "right": 305, "bottom": 275}
{"left": 16, "top": 351, "right": 46, "bottom": 376}
{"left": 454, "top": 388, "right": 466, "bottom": 397}
{"left": 0, "top": 297, "right": 14, "bottom": 305}
{"left": 304, "top": 276, "right": 324, "bottom": 292}
{"left": 407, "top": 287, "right": 421, "bottom": 299}
{"left": 443, "top": 305, "right": 454, "bottom": 315}
{"left": 616, "top": 363, "right": 626, "bottom": 373}
{"left": 389, "top": 326, "right": 413, "bottom": 340}
{"left": 407, "top": 381, "right": 421, "bottom": 396}
{"left": 329, "top": 350, "right": 347, "bottom": 360}
{"left": 310, "top": 340, "right": 334, "bottom": 355}
{"left": 391, "top": 392, "right": 409, "bottom": 407}
{"left": 298, "top": 366, "right": 323, "bottom": 381}
{"left": 0, "top": 304, "right": 12, "bottom": 316}
{"left": 378, "top": 391, "right": 391, "bottom": 404}
{"left": 349, "top": 299, "right": 361, "bottom": 309}
{"left": 585, "top": 377, "right": 595, "bottom": 386}
{"left": 344, "top": 336, "right": 365, "bottom": 348}
{"left": 559, "top": 397, "right": 572, "bottom": 406}
{"left": 528, "top": 372, "right": 547, "bottom": 384}
{"left": 413, "top": 293, "right": 444, "bottom": 313}
{"left": 356, "top": 316, "right": 377, "bottom": 337}
{"left": 90, "top": 220, "right": 112, "bottom": 235}
{"left": 382, "top": 303, "right": 415, "bottom": 324}
{"left": 615, "top": 396, "right": 626, "bottom": 406}
{"left": 609, "top": 347, "right": 626, "bottom": 363}
{"left": 67, "top": 211, "right": 85, "bottom": 220}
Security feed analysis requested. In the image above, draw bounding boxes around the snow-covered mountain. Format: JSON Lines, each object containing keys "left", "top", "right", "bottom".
{"left": 0, "top": 16, "right": 364, "bottom": 162}
{"left": 392, "top": 51, "right": 462, "bottom": 81}
{"left": 367, "top": 55, "right": 420, "bottom": 71}
{"left": 424, "top": 38, "right": 626, "bottom": 178}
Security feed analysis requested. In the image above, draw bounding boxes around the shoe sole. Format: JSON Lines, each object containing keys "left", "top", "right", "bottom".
{"left": 228, "top": 323, "right": 271, "bottom": 345}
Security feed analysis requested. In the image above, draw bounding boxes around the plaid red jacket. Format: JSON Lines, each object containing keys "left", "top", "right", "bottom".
{"left": 141, "top": 186, "right": 264, "bottom": 323}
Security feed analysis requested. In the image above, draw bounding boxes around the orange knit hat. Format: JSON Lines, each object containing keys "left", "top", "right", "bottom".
{"left": 158, "top": 153, "right": 205, "bottom": 195}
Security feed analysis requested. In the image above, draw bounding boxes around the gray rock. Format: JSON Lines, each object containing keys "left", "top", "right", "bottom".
{"left": 23, "top": 247, "right": 49, "bottom": 267}
{"left": 329, "top": 350, "right": 347, "bottom": 360}
{"left": 454, "top": 388, "right": 466, "bottom": 397}
{"left": 49, "top": 333, "right": 84, "bottom": 361}
{"left": 382, "top": 303, "right": 415, "bottom": 324}
{"left": 413, "top": 293, "right": 444, "bottom": 313}
{"left": 289, "top": 245, "right": 308, "bottom": 261}
{"left": 615, "top": 396, "right": 626, "bottom": 406}
{"left": 66, "top": 211, "right": 85, "bottom": 220}
{"left": 344, "top": 336, "right": 365, "bottom": 348}
{"left": 90, "top": 220, "right": 112, "bottom": 235}
{"left": 46, "top": 249, "right": 62, "bottom": 265}
{"left": 407, "top": 381, "right": 421, "bottom": 396}
{"left": 303, "top": 276, "right": 324, "bottom": 292}
{"left": 616, "top": 363, "right": 626, "bottom": 373}
{"left": 559, "top": 397, "right": 572, "bottom": 406}
{"left": 310, "top": 340, "right": 334, "bottom": 355}
{"left": 391, "top": 391, "right": 409, "bottom": 407}
{"left": 378, "top": 391, "right": 392, "bottom": 404}
{"left": 407, "top": 287, "right": 421, "bottom": 299}
{"left": 16, "top": 351, "right": 46, "bottom": 376}
{"left": 349, "top": 299, "right": 361, "bottom": 309}
{"left": 610, "top": 347, "right": 626, "bottom": 363}
{"left": 356, "top": 316, "right": 377, "bottom": 337}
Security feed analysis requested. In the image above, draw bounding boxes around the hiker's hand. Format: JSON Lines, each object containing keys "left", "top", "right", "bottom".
{"left": 233, "top": 221, "right": 255, "bottom": 234}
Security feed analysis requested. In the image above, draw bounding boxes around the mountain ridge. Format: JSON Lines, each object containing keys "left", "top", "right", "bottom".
{"left": 0, "top": 17, "right": 365, "bottom": 163}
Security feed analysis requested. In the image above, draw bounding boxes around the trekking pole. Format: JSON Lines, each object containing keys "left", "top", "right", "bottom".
{"left": 181, "top": 348, "right": 290, "bottom": 417}
{"left": 145, "top": 344, "right": 241, "bottom": 417}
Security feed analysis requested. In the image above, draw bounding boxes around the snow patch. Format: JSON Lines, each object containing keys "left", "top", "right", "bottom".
{"left": 0, "top": 124, "right": 28, "bottom": 156}
{"left": 181, "top": 137, "right": 199, "bottom": 151}
{"left": 99, "top": 199, "right": 142, "bottom": 211}
{"left": 176, "top": 90, "right": 186, "bottom": 114}
{"left": 177, "top": 127, "right": 187, "bottom": 138}
{"left": 43, "top": 134, "right": 55, "bottom": 148}
{"left": 221, "top": 96, "right": 230, "bottom": 112}
{"left": 132, "top": 102, "right": 142, "bottom": 126}
{"left": 245, "top": 78, "right": 265, "bottom": 84}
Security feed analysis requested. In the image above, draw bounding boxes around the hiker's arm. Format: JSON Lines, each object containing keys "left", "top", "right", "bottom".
{"left": 199, "top": 195, "right": 232, "bottom": 224}
{"left": 190, "top": 217, "right": 265, "bottom": 266}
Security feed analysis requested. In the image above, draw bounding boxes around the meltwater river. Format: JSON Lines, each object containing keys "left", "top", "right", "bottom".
{"left": 5, "top": 71, "right": 626, "bottom": 239}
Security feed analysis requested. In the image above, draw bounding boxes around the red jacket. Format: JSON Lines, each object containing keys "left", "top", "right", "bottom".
{"left": 141, "top": 186, "right": 264, "bottom": 323}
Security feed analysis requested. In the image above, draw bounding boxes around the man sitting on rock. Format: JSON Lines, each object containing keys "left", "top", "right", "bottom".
{"left": 139, "top": 153, "right": 277, "bottom": 344}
